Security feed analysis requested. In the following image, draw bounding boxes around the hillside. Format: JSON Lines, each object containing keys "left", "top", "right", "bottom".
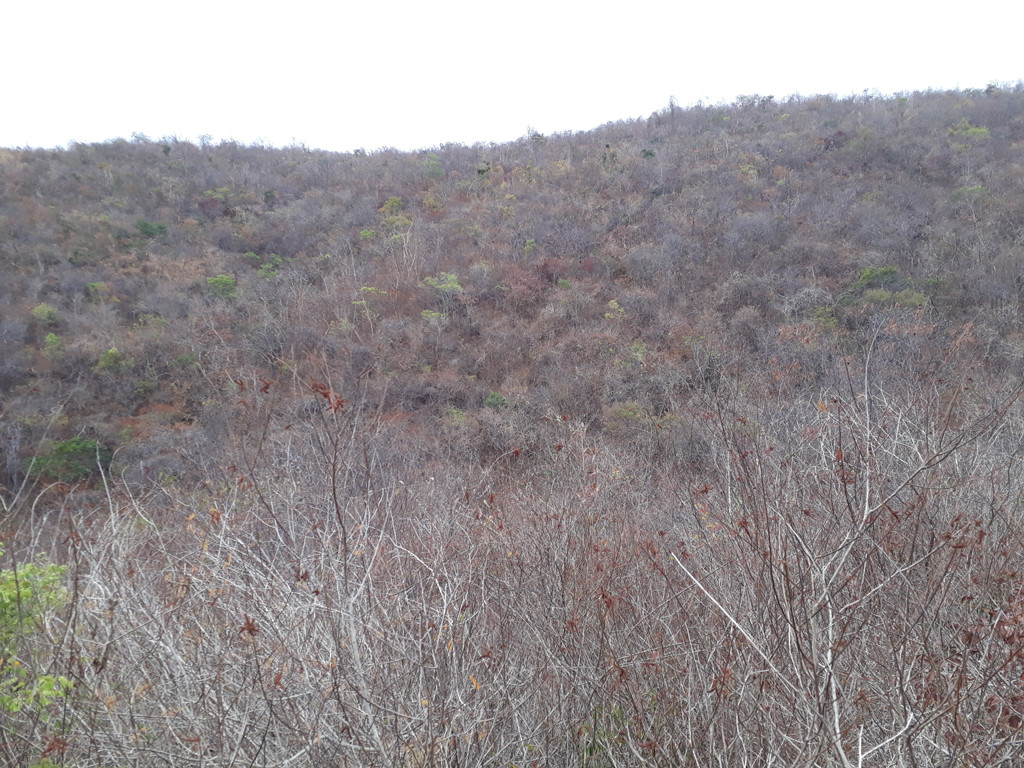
{"left": 2, "top": 86, "right": 1024, "bottom": 767}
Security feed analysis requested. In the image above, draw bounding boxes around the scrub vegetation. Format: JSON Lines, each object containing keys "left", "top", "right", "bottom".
{"left": 3, "top": 84, "right": 1024, "bottom": 766}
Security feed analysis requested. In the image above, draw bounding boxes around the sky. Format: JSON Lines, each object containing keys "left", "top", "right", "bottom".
{"left": 3, "top": 0, "right": 1022, "bottom": 154}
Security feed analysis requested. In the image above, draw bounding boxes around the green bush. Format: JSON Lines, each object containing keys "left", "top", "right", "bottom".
{"left": 31, "top": 303, "right": 58, "bottom": 326}
{"left": 258, "top": 254, "right": 285, "bottom": 280}
{"left": 851, "top": 266, "right": 903, "bottom": 292}
{"left": 483, "top": 391, "right": 508, "bottom": 409}
{"left": 842, "top": 267, "right": 927, "bottom": 310}
{"left": 42, "top": 333, "right": 62, "bottom": 358}
{"left": 604, "top": 299, "right": 625, "bottom": 321}
{"left": 174, "top": 352, "right": 199, "bottom": 369}
{"left": 811, "top": 305, "right": 838, "bottom": 329}
{"left": 0, "top": 544, "right": 73, "bottom": 723}
{"left": 893, "top": 289, "right": 928, "bottom": 308}
{"left": 94, "top": 346, "right": 129, "bottom": 374}
{"left": 243, "top": 252, "right": 286, "bottom": 279}
{"left": 206, "top": 274, "right": 237, "bottom": 300}
{"left": 26, "top": 437, "right": 112, "bottom": 483}
{"left": 86, "top": 281, "right": 114, "bottom": 303}
{"left": 951, "top": 185, "right": 990, "bottom": 203}
{"left": 947, "top": 118, "right": 989, "bottom": 139}
{"left": 423, "top": 272, "right": 463, "bottom": 310}
{"left": 863, "top": 288, "right": 895, "bottom": 305}
{"left": 135, "top": 219, "right": 167, "bottom": 238}
{"left": 379, "top": 196, "right": 404, "bottom": 216}
{"left": 602, "top": 401, "right": 647, "bottom": 435}
{"left": 421, "top": 153, "right": 444, "bottom": 180}
{"left": 423, "top": 272, "right": 462, "bottom": 294}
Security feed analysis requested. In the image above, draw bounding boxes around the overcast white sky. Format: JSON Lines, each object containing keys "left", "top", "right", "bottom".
{"left": 3, "top": 0, "right": 1021, "bottom": 153}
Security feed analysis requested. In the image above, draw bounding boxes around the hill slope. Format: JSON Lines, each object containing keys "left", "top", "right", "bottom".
{"left": 2, "top": 86, "right": 1024, "bottom": 767}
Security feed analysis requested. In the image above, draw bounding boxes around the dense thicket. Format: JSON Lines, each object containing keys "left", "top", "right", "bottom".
{"left": 2, "top": 86, "right": 1024, "bottom": 767}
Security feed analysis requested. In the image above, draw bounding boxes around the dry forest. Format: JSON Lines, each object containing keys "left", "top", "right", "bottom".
{"left": 3, "top": 85, "right": 1024, "bottom": 767}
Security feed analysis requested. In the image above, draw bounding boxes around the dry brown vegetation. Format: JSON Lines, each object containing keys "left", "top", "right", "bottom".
{"left": 3, "top": 85, "right": 1024, "bottom": 767}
